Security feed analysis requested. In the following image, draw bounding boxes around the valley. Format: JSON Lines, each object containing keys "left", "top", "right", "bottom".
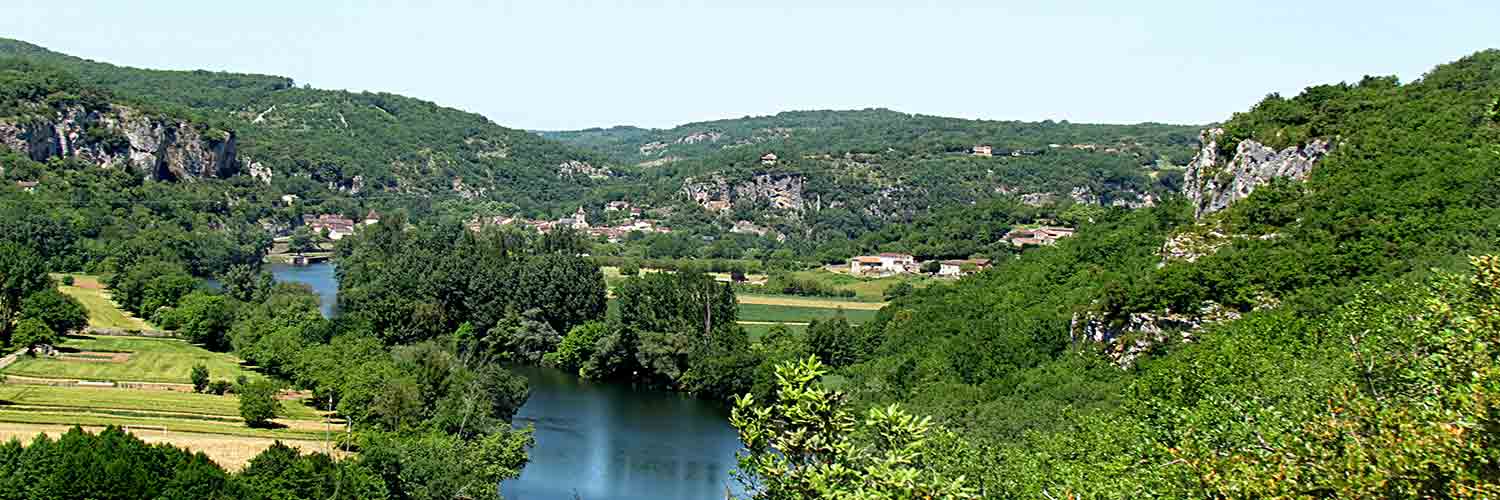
{"left": 0, "top": 19, "right": 1497, "bottom": 500}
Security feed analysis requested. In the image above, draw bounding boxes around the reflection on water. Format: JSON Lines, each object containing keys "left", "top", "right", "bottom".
{"left": 267, "top": 262, "right": 338, "bottom": 317}
{"left": 502, "top": 365, "right": 744, "bottom": 500}
{"left": 265, "top": 261, "right": 745, "bottom": 499}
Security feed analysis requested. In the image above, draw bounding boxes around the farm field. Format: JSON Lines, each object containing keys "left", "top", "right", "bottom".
{"left": 4, "top": 335, "right": 260, "bottom": 384}
{"left": 784, "top": 269, "right": 936, "bottom": 301}
{"left": 740, "top": 322, "right": 808, "bottom": 341}
{"left": 0, "top": 385, "right": 321, "bottom": 420}
{"left": 50, "top": 274, "right": 152, "bottom": 331}
{"left": 737, "top": 294, "right": 885, "bottom": 310}
{"left": 738, "top": 303, "right": 878, "bottom": 325}
{"left": 0, "top": 422, "right": 335, "bottom": 470}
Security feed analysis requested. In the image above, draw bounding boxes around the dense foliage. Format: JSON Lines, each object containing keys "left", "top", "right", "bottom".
{"left": 0, "top": 426, "right": 384, "bottom": 500}
{"left": 0, "top": 38, "right": 604, "bottom": 210}
{"left": 773, "top": 49, "right": 1500, "bottom": 497}
{"left": 335, "top": 218, "right": 607, "bottom": 345}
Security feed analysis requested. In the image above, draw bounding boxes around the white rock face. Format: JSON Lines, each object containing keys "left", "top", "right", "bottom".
{"left": 556, "top": 160, "right": 612, "bottom": 179}
{"left": 1070, "top": 304, "right": 1242, "bottom": 368}
{"left": 1183, "top": 128, "right": 1331, "bottom": 218}
{"left": 682, "top": 173, "right": 805, "bottom": 213}
{"left": 0, "top": 104, "right": 238, "bottom": 181}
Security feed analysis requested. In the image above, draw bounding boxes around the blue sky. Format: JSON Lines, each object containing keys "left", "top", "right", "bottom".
{"left": 3, "top": 1, "right": 1496, "bottom": 130}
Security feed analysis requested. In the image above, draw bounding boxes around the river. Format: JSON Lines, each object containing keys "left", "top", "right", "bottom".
{"left": 269, "top": 262, "right": 745, "bottom": 500}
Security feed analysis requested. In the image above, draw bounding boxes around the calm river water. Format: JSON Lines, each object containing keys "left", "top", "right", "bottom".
{"left": 269, "top": 262, "right": 745, "bottom": 500}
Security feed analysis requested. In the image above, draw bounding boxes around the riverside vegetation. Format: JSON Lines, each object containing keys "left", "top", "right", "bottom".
{"left": 0, "top": 36, "right": 1497, "bottom": 498}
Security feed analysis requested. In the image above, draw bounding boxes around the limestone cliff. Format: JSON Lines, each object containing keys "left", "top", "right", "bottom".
{"left": 1070, "top": 304, "right": 1242, "bottom": 368}
{"left": 1183, "top": 128, "right": 1330, "bottom": 218}
{"left": 682, "top": 173, "right": 805, "bottom": 213}
{"left": 0, "top": 104, "right": 238, "bottom": 181}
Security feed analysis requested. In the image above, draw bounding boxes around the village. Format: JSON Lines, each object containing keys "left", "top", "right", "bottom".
{"left": 844, "top": 225, "right": 1075, "bottom": 278}
{"left": 464, "top": 201, "right": 674, "bottom": 243}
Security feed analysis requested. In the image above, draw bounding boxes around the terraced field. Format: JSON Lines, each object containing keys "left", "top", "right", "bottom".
{"left": 5, "top": 335, "right": 261, "bottom": 384}
{"left": 0, "top": 278, "right": 331, "bottom": 469}
{"left": 51, "top": 274, "right": 152, "bottom": 331}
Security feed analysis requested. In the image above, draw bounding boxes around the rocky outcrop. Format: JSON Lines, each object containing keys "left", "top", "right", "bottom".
{"left": 639, "top": 141, "right": 668, "bottom": 155}
{"left": 247, "top": 160, "right": 272, "bottom": 184}
{"left": 682, "top": 173, "right": 805, "bottom": 213}
{"left": 1071, "top": 303, "right": 1242, "bottom": 368}
{"left": 1184, "top": 128, "right": 1330, "bottom": 218}
{"left": 556, "top": 160, "right": 612, "bottom": 179}
{"left": 0, "top": 104, "right": 238, "bottom": 181}
{"left": 676, "top": 131, "right": 722, "bottom": 144}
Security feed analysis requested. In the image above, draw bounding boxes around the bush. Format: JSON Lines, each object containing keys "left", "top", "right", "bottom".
{"left": 238, "top": 379, "right": 281, "bottom": 427}
{"left": 60, "top": 275, "right": 74, "bottom": 286}
{"left": 619, "top": 262, "right": 640, "bottom": 277}
{"left": 207, "top": 380, "right": 232, "bottom": 395}
{"left": 190, "top": 364, "right": 209, "bottom": 393}
{"left": 884, "top": 281, "right": 915, "bottom": 301}
{"left": 11, "top": 318, "right": 54, "bottom": 355}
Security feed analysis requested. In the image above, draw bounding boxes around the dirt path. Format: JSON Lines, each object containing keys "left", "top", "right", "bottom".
{"left": 0, "top": 351, "right": 21, "bottom": 371}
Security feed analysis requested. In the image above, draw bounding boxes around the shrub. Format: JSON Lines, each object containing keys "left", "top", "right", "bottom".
{"left": 190, "top": 364, "right": 209, "bottom": 393}
{"left": 238, "top": 379, "right": 281, "bottom": 428}
{"left": 60, "top": 276, "right": 74, "bottom": 286}
{"left": 207, "top": 380, "right": 232, "bottom": 395}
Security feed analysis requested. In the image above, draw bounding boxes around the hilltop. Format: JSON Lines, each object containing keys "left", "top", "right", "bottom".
{"left": 0, "top": 37, "right": 602, "bottom": 209}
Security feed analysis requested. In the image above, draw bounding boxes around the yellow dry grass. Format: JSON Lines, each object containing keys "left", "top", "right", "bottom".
{"left": 51, "top": 274, "right": 151, "bottom": 331}
{"left": 0, "top": 422, "right": 342, "bottom": 470}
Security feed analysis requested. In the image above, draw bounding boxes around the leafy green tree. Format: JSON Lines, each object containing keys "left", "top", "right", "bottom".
{"left": 616, "top": 270, "right": 737, "bottom": 336}
{"left": 217, "top": 263, "right": 272, "bottom": 302}
{"left": 171, "top": 292, "right": 235, "bottom": 350}
{"left": 234, "top": 442, "right": 387, "bottom": 500}
{"left": 730, "top": 357, "right": 979, "bottom": 499}
{"left": 238, "top": 379, "right": 282, "bottom": 428}
{"left": 0, "top": 242, "right": 49, "bottom": 344}
{"left": 544, "top": 320, "right": 612, "bottom": 373}
{"left": 356, "top": 429, "right": 534, "bottom": 500}
{"left": 804, "top": 313, "right": 864, "bottom": 368}
{"left": 289, "top": 226, "right": 315, "bottom": 255}
{"left": 191, "top": 363, "right": 210, "bottom": 393}
{"left": 883, "top": 281, "right": 914, "bottom": 300}
{"left": 10, "top": 318, "right": 53, "bottom": 355}
{"left": 19, "top": 288, "right": 86, "bottom": 336}
{"left": 485, "top": 308, "right": 562, "bottom": 364}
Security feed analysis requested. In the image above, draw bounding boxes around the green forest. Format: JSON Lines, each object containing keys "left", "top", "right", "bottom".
{"left": 0, "top": 33, "right": 1498, "bottom": 499}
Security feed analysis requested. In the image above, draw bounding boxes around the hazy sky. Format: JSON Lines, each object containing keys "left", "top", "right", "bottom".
{"left": 3, "top": 1, "right": 1496, "bottom": 130}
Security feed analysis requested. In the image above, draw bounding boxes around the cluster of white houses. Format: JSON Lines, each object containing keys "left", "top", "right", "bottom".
{"left": 302, "top": 210, "right": 380, "bottom": 240}
{"left": 847, "top": 253, "right": 994, "bottom": 278}
{"left": 847, "top": 225, "right": 1075, "bottom": 278}
{"left": 1004, "top": 226, "right": 1074, "bottom": 246}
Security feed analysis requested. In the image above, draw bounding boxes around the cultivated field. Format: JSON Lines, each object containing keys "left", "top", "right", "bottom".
{"left": 738, "top": 303, "right": 879, "bottom": 325}
{"left": 5, "top": 335, "right": 260, "bottom": 384}
{"left": 738, "top": 294, "right": 886, "bottom": 310}
{"left": 785, "top": 269, "right": 935, "bottom": 301}
{"left": 51, "top": 274, "right": 152, "bottom": 331}
{"left": 0, "top": 422, "right": 337, "bottom": 470}
{"left": 740, "top": 322, "right": 808, "bottom": 341}
{"left": 1, "top": 272, "right": 336, "bottom": 470}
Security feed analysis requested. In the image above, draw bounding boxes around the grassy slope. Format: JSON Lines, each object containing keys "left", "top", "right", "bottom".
{"left": 5, "top": 335, "right": 259, "bottom": 384}
{"left": 0, "top": 385, "right": 321, "bottom": 421}
{"left": 737, "top": 303, "right": 878, "bottom": 325}
{"left": 51, "top": 274, "right": 151, "bottom": 330}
